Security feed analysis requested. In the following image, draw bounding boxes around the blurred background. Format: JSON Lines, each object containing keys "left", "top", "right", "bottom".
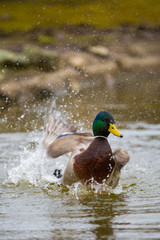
{"left": 1, "top": 2, "right": 160, "bottom": 240}
{"left": 0, "top": 0, "right": 159, "bottom": 132}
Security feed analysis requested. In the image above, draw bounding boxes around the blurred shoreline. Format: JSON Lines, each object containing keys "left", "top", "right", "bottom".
{"left": 0, "top": 25, "right": 160, "bottom": 109}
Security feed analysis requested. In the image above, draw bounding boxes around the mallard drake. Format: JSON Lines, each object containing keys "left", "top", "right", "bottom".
{"left": 43, "top": 109, "right": 130, "bottom": 188}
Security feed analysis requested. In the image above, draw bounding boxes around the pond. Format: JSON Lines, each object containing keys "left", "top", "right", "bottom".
{"left": 0, "top": 69, "right": 160, "bottom": 239}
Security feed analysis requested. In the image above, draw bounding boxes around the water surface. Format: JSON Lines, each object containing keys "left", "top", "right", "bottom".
{"left": 0, "top": 70, "right": 160, "bottom": 239}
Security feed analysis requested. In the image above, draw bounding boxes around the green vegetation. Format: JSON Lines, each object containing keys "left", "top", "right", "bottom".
{"left": 38, "top": 34, "right": 55, "bottom": 44}
{"left": 0, "top": 0, "right": 160, "bottom": 32}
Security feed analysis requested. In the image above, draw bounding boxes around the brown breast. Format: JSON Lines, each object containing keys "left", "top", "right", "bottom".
{"left": 73, "top": 137, "right": 115, "bottom": 183}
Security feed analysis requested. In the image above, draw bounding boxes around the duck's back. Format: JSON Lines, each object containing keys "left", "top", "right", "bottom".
{"left": 73, "top": 137, "right": 115, "bottom": 183}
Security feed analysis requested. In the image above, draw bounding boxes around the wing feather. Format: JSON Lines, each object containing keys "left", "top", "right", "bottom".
{"left": 43, "top": 107, "right": 77, "bottom": 149}
{"left": 113, "top": 148, "right": 130, "bottom": 169}
{"left": 43, "top": 107, "right": 93, "bottom": 158}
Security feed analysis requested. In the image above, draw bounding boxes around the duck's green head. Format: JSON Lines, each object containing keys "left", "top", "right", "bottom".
{"left": 92, "top": 111, "right": 123, "bottom": 138}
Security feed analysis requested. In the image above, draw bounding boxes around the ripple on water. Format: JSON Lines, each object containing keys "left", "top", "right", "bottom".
{"left": 1, "top": 123, "right": 160, "bottom": 240}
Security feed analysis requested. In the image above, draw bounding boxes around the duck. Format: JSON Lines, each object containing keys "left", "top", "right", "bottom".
{"left": 43, "top": 108, "right": 130, "bottom": 188}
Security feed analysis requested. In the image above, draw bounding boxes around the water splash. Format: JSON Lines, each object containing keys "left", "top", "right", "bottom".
{"left": 67, "top": 180, "right": 123, "bottom": 199}
{"left": 7, "top": 140, "right": 58, "bottom": 187}
{"left": 6, "top": 104, "right": 127, "bottom": 197}
{"left": 7, "top": 136, "right": 123, "bottom": 198}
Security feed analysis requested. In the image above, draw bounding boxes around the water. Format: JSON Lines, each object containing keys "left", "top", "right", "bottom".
{"left": 1, "top": 125, "right": 160, "bottom": 240}
{"left": 0, "top": 70, "right": 160, "bottom": 239}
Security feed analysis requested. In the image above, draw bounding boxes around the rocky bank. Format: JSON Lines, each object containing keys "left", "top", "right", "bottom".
{"left": 0, "top": 26, "right": 160, "bottom": 109}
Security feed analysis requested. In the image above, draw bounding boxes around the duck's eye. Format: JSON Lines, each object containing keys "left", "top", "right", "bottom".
{"left": 112, "top": 127, "right": 114, "bottom": 129}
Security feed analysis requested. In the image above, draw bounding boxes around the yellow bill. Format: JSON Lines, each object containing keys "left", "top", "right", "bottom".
{"left": 108, "top": 123, "right": 123, "bottom": 138}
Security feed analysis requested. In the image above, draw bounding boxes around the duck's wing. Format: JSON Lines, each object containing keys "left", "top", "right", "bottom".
{"left": 105, "top": 148, "right": 130, "bottom": 188}
{"left": 43, "top": 108, "right": 93, "bottom": 158}
{"left": 113, "top": 148, "right": 130, "bottom": 169}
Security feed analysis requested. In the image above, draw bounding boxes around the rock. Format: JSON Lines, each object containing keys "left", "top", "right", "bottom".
{"left": 0, "top": 49, "right": 25, "bottom": 67}
{"left": 0, "top": 68, "right": 78, "bottom": 102}
{"left": 0, "top": 80, "right": 21, "bottom": 100}
{"left": 129, "top": 43, "right": 148, "bottom": 56}
{"left": 63, "top": 51, "right": 118, "bottom": 76}
{"left": 84, "top": 61, "right": 118, "bottom": 75}
{"left": 0, "top": 46, "right": 59, "bottom": 71}
{"left": 34, "top": 68, "right": 78, "bottom": 91}
{"left": 23, "top": 45, "right": 59, "bottom": 71}
{"left": 0, "top": 49, "right": 14, "bottom": 64}
{"left": 0, "top": 63, "right": 117, "bottom": 104}
{"left": 63, "top": 51, "right": 99, "bottom": 69}
{"left": 88, "top": 45, "right": 109, "bottom": 57}
{"left": 113, "top": 53, "right": 160, "bottom": 70}
{"left": 70, "top": 79, "right": 81, "bottom": 91}
{"left": 68, "top": 55, "right": 85, "bottom": 69}
{"left": 129, "top": 42, "right": 160, "bottom": 57}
